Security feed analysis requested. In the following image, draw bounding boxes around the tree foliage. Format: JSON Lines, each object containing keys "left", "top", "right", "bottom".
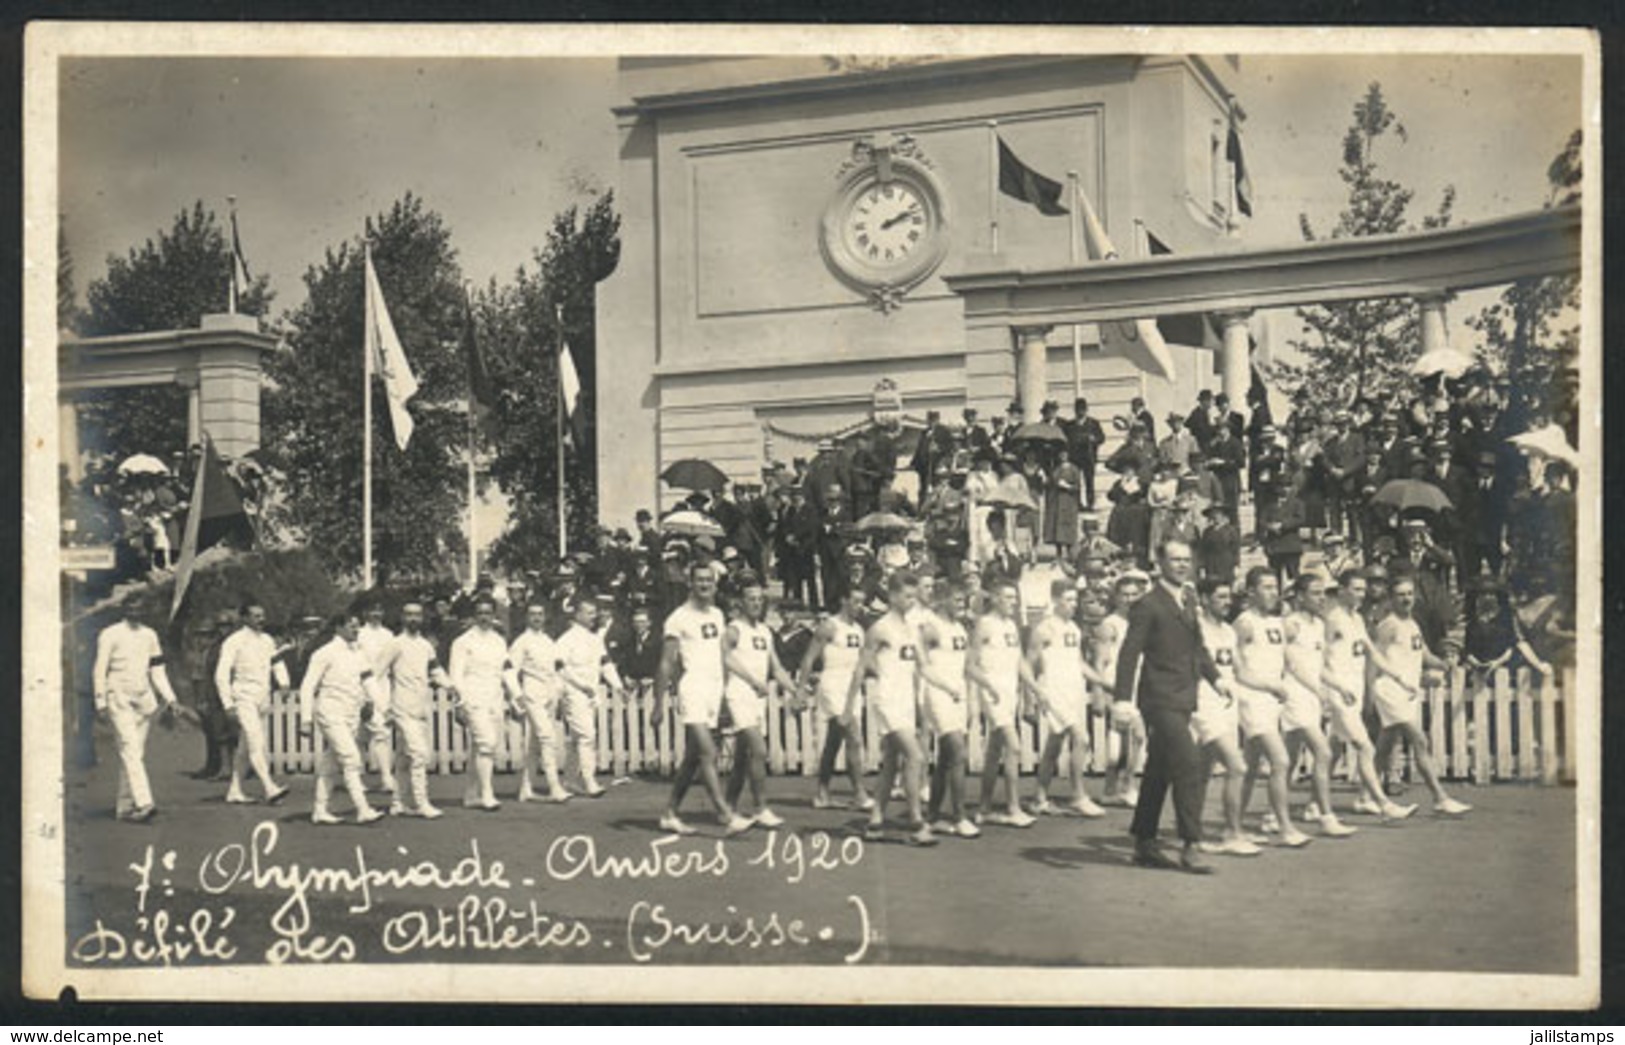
{"left": 262, "top": 193, "right": 469, "bottom": 585}
{"left": 1272, "top": 83, "right": 1456, "bottom": 413}
{"left": 482, "top": 192, "right": 621, "bottom": 575}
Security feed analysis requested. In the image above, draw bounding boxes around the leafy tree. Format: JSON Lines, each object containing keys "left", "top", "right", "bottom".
{"left": 1271, "top": 83, "right": 1456, "bottom": 414}
{"left": 483, "top": 191, "right": 620, "bottom": 575}
{"left": 72, "top": 202, "right": 275, "bottom": 459}
{"left": 263, "top": 193, "right": 469, "bottom": 585}
{"left": 1464, "top": 129, "right": 1582, "bottom": 441}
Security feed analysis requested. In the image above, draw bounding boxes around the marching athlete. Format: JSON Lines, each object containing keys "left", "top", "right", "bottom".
{"left": 298, "top": 612, "right": 386, "bottom": 825}
{"left": 796, "top": 586, "right": 873, "bottom": 811}
{"left": 657, "top": 562, "right": 754, "bottom": 836}
{"left": 1370, "top": 575, "right": 1473, "bottom": 816}
{"left": 1192, "top": 579, "right": 1260, "bottom": 855}
{"left": 970, "top": 580, "right": 1038, "bottom": 827}
{"left": 1322, "top": 571, "right": 1418, "bottom": 820}
{"left": 93, "top": 604, "right": 184, "bottom": 821}
{"left": 920, "top": 582, "right": 979, "bottom": 838}
{"left": 214, "top": 602, "right": 292, "bottom": 806}
{"left": 723, "top": 580, "right": 796, "bottom": 827}
{"left": 448, "top": 595, "right": 520, "bottom": 811}
{"left": 1093, "top": 571, "right": 1149, "bottom": 806}
{"left": 1030, "top": 578, "right": 1111, "bottom": 817}
{"left": 1231, "top": 568, "right": 1314, "bottom": 848}
{"left": 508, "top": 602, "right": 571, "bottom": 803}
{"left": 1280, "top": 574, "right": 1358, "bottom": 836}
{"left": 849, "top": 570, "right": 936, "bottom": 845}
{"left": 357, "top": 604, "right": 399, "bottom": 800}
{"left": 377, "top": 601, "right": 450, "bottom": 818}
{"left": 557, "top": 597, "right": 625, "bottom": 798}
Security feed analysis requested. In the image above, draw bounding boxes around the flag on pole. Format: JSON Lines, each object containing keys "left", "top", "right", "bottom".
{"left": 1074, "top": 184, "right": 1177, "bottom": 382}
{"left": 558, "top": 321, "right": 584, "bottom": 448}
{"left": 364, "top": 249, "right": 419, "bottom": 451}
{"left": 996, "top": 136, "right": 1069, "bottom": 217}
{"left": 461, "top": 290, "right": 496, "bottom": 438}
{"left": 170, "top": 432, "right": 252, "bottom": 620}
{"left": 1227, "top": 115, "right": 1254, "bottom": 218}
{"left": 1140, "top": 225, "right": 1220, "bottom": 349}
{"left": 230, "top": 209, "right": 253, "bottom": 288}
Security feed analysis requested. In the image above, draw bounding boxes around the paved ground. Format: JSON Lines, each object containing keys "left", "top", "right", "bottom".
{"left": 61, "top": 722, "right": 1577, "bottom": 971}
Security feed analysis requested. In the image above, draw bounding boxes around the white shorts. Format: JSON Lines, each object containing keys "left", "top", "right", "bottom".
{"left": 1190, "top": 682, "right": 1239, "bottom": 748}
{"left": 679, "top": 686, "right": 722, "bottom": 729}
{"left": 1279, "top": 679, "right": 1324, "bottom": 735}
{"left": 1371, "top": 676, "right": 1421, "bottom": 729}
{"left": 816, "top": 677, "right": 853, "bottom": 721}
{"left": 462, "top": 702, "right": 505, "bottom": 758}
{"left": 923, "top": 688, "right": 968, "bottom": 735}
{"left": 1236, "top": 686, "right": 1282, "bottom": 740}
{"left": 1323, "top": 684, "right": 1370, "bottom": 743}
{"left": 724, "top": 684, "right": 766, "bottom": 732}
{"left": 1041, "top": 686, "right": 1088, "bottom": 734}
{"left": 981, "top": 683, "right": 1019, "bottom": 730}
{"left": 869, "top": 688, "right": 917, "bottom": 738}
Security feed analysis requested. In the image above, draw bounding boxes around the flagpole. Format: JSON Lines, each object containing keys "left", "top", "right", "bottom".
{"left": 227, "top": 196, "right": 238, "bottom": 315}
{"left": 1067, "top": 172, "right": 1083, "bottom": 400}
{"left": 555, "top": 303, "right": 567, "bottom": 564}
{"left": 466, "top": 285, "right": 479, "bottom": 590}
{"left": 363, "top": 243, "right": 374, "bottom": 591}
{"left": 987, "top": 120, "right": 1000, "bottom": 254}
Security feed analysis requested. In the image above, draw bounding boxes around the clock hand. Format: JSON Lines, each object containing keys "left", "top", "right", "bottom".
{"left": 881, "top": 207, "right": 918, "bottom": 231}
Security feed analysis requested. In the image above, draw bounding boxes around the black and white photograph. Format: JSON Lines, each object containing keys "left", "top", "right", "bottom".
{"left": 20, "top": 23, "right": 1600, "bottom": 1006}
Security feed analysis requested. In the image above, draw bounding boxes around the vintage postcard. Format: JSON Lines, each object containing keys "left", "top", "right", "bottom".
{"left": 21, "top": 22, "right": 1601, "bottom": 1007}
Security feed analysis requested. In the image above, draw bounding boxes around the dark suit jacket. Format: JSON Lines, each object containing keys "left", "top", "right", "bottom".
{"left": 1114, "top": 582, "right": 1218, "bottom": 714}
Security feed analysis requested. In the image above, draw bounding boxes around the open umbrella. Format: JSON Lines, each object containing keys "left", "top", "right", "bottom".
{"left": 660, "top": 509, "right": 726, "bottom": 538}
{"left": 1412, "top": 348, "right": 1474, "bottom": 379}
{"left": 981, "top": 488, "right": 1038, "bottom": 512}
{"left": 660, "top": 458, "right": 730, "bottom": 492}
{"left": 1371, "top": 478, "right": 1453, "bottom": 515}
{"left": 855, "top": 511, "right": 914, "bottom": 533}
{"left": 1008, "top": 421, "right": 1067, "bottom": 445}
{"left": 117, "top": 453, "right": 170, "bottom": 477}
{"left": 1508, "top": 424, "right": 1579, "bottom": 468}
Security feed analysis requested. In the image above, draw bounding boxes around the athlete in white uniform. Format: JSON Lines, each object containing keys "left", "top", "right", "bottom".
{"left": 214, "top": 603, "right": 292, "bottom": 806}
{"left": 1192, "top": 579, "right": 1260, "bottom": 856}
{"left": 1280, "top": 574, "right": 1358, "bottom": 837}
{"left": 1322, "top": 571, "right": 1417, "bottom": 821}
{"left": 1232, "top": 568, "right": 1313, "bottom": 848}
{"left": 357, "top": 606, "right": 398, "bottom": 800}
{"left": 849, "top": 571, "right": 936, "bottom": 846}
{"left": 658, "top": 562, "right": 753, "bottom": 836}
{"left": 378, "top": 601, "right": 451, "bottom": 818}
{"left": 723, "top": 581, "right": 796, "bottom": 828}
{"left": 921, "top": 583, "right": 979, "bottom": 838}
{"left": 508, "top": 603, "right": 570, "bottom": 803}
{"left": 1370, "top": 574, "right": 1472, "bottom": 816}
{"left": 1031, "top": 579, "right": 1111, "bottom": 817}
{"left": 298, "top": 613, "right": 386, "bottom": 825}
{"left": 796, "top": 587, "right": 873, "bottom": 811}
{"left": 1093, "top": 571, "right": 1149, "bottom": 805}
{"left": 557, "top": 598, "right": 625, "bottom": 798}
{"left": 969, "top": 580, "right": 1037, "bottom": 828}
{"left": 448, "top": 596, "right": 521, "bottom": 811}
{"left": 93, "top": 606, "right": 182, "bottom": 821}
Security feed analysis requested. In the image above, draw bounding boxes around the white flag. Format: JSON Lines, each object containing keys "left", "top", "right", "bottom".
{"left": 559, "top": 334, "right": 581, "bottom": 417}
{"left": 364, "top": 249, "right": 419, "bottom": 450}
{"left": 1075, "top": 183, "right": 1177, "bottom": 383}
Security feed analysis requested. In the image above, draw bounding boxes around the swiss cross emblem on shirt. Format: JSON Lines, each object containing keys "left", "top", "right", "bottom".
{"left": 1215, "top": 648, "right": 1234, "bottom": 666}
{"left": 1063, "top": 632, "right": 1078, "bottom": 647}
{"left": 846, "top": 634, "right": 862, "bottom": 648}
{"left": 1411, "top": 634, "right": 1424, "bottom": 651}
{"left": 751, "top": 636, "right": 768, "bottom": 651}
{"left": 1351, "top": 640, "right": 1368, "bottom": 657}
{"left": 1265, "top": 628, "right": 1284, "bottom": 644}
{"left": 1003, "top": 632, "right": 1018, "bottom": 648}
{"left": 952, "top": 636, "right": 967, "bottom": 651}
{"left": 899, "top": 644, "right": 917, "bottom": 661}
{"left": 700, "top": 623, "right": 719, "bottom": 639}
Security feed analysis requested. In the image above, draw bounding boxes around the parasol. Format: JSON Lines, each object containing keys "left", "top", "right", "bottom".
{"left": 1371, "top": 478, "right": 1453, "bottom": 514}
{"left": 981, "top": 488, "right": 1038, "bottom": 512}
{"left": 1507, "top": 424, "right": 1579, "bottom": 468}
{"left": 660, "top": 458, "right": 730, "bottom": 492}
{"left": 855, "top": 511, "right": 915, "bottom": 533}
{"left": 660, "top": 509, "right": 726, "bottom": 538}
{"left": 1008, "top": 421, "right": 1067, "bottom": 445}
{"left": 117, "top": 453, "right": 170, "bottom": 477}
{"left": 1412, "top": 348, "right": 1474, "bottom": 379}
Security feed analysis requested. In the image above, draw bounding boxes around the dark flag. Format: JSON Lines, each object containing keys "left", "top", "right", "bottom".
{"left": 1227, "top": 118, "right": 1254, "bottom": 217}
{"left": 1142, "top": 226, "right": 1219, "bottom": 348}
{"left": 170, "top": 432, "right": 253, "bottom": 620}
{"left": 462, "top": 291, "right": 496, "bottom": 438}
{"left": 997, "top": 136, "right": 1069, "bottom": 217}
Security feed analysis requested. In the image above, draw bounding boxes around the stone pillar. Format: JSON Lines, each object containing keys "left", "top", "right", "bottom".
{"left": 177, "top": 372, "right": 201, "bottom": 447}
{"left": 1416, "top": 291, "right": 1449, "bottom": 355}
{"left": 963, "top": 321, "right": 1019, "bottom": 418}
{"left": 195, "top": 313, "right": 269, "bottom": 459}
{"left": 58, "top": 397, "right": 80, "bottom": 481}
{"left": 1215, "top": 309, "right": 1253, "bottom": 405}
{"left": 1013, "top": 324, "right": 1054, "bottom": 419}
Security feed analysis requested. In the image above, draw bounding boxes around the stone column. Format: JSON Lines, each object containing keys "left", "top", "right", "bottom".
{"left": 58, "top": 397, "right": 80, "bottom": 481}
{"left": 1215, "top": 309, "right": 1253, "bottom": 405}
{"left": 177, "top": 372, "right": 201, "bottom": 447}
{"left": 963, "top": 320, "right": 1019, "bottom": 418}
{"left": 1416, "top": 291, "right": 1450, "bottom": 355}
{"left": 1013, "top": 324, "right": 1054, "bottom": 419}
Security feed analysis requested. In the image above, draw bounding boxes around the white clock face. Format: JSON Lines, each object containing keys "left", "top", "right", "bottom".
{"left": 843, "top": 181, "right": 928, "bottom": 267}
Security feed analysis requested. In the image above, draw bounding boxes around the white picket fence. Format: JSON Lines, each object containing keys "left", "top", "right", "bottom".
{"left": 261, "top": 664, "right": 1575, "bottom": 785}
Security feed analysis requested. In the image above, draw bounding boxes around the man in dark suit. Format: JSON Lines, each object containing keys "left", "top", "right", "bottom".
{"left": 1065, "top": 397, "right": 1107, "bottom": 510}
{"left": 1113, "top": 537, "right": 1225, "bottom": 874}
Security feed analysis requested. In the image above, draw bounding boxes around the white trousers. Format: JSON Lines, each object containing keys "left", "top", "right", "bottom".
{"left": 107, "top": 689, "right": 158, "bottom": 814}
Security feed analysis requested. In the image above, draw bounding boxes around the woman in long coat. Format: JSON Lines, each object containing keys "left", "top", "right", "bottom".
{"left": 1044, "top": 457, "right": 1082, "bottom": 558}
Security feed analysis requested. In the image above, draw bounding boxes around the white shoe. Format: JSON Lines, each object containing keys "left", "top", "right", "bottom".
{"left": 1381, "top": 801, "right": 1418, "bottom": 821}
{"left": 1260, "top": 812, "right": 1281, "bottom": 834}
{"left": 1351, "top": 796, "right": 1385, "bottom": 816}
{"left": 225, "top": 792, "right": 256, "bottom": 805}
{"left": 1006, "top": 810, "right": 1036, "bottom": 828}
{"left": 1434, "top": 797, "right": 1473, "bottom": 816}
{"left": 1218, "top": 837, "right": 1264, "bottom": 857}
{"left": 931, "top": 818, "right": 956, "bottom": 835}
{"left": 311, "top": 810, "right": 341, "bottom": 825}
{"left": 906, "top": 824, "right": 938, "bottom": 847}
{"left": 811, "top": 794, "right": 834, "bottom": 810}
{"left": 754, "top": 808, "right": 785, "bottom": 828}
{"left": 516, "top": 788, "right": 538, "bottom": 803}
{"left": 1098, "top": 791, "right": 1131, "bottom": 807}
{"left": 388, "top": 800, "right": 406, "bottom": 816}
{"left": 659, "top": 812, "right": 696, "bottom": 836}
{"left": 418, "top": 804, "right": 445, "bottom": 820}
{"left": 1301, "top": 801, "right": 1323, "bottom": 823}
{"left": 356, "top": 807, "right": 385, "bottom": 825}
{"left": 723, "top": 813, "right": 754, "bottom": 836}
{"left": 1031, "top": 797, "right": 1056, "bottom": 816}
{"left": 954, "top": 819, "right": 982, "bottom": 839}
{"left": 1118, "top": 788, "right": 1140, "bottom": 806}
{"left": 1319, "top": 815, "right": 1358, "bottom": 838}
{"left": 1277, "top": 830, "right": 1313, "bottom": 848}
{"left": 1068, "top": 797, "right": 1107, "bottom": 818}
{"left": 853, "top": 794, "right": 876, "bottom": 812}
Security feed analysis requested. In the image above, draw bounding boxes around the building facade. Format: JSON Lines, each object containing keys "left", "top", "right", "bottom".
{"left": 596, "top": 54, "right": 1244, "bottom": 525}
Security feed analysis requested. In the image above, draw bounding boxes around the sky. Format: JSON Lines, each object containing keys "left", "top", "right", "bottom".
{"left": 58, "top": 50, "right": 1584, "bottom": 328}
